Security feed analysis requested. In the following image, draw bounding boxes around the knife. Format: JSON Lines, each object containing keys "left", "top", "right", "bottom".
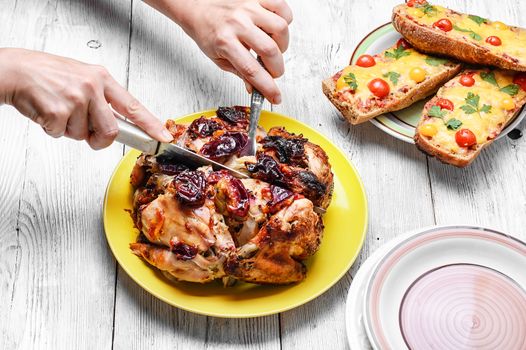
{"left": 115, "top": 117, "right": 249, "bottom": 179}
{"left": 245, "top": 56, "right": 265, "bottom": 156}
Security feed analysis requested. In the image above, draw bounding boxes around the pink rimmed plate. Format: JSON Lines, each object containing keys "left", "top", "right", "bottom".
{"left": 363, "top": 226, "right": 526, "bottom": 350}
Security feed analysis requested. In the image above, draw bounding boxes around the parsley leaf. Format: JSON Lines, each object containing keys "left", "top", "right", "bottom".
{"left": 468, "top": 15, "right": 487, "bottom": 25}
{"left": 425, "top": 57, "right": 448, "bottom": 66}
{"left": 428, "top": 105, "right": 447, "bottom": 119}
{"left": 446, "top": 118, "right": 463, "bottom": 130}
{"left": 500, "top": 84, "right": 520, "bottom": 96}
{"left": 385, "top": 46, "right": 411, "bottom": 60}
{"left": 453, "top": 24, "right": 482, "bottom": 40}
{"left": 343, "top": 73, "right": 358, "bottom": 90}
{"left": 480, "top": 71, "right": 499, "bottom": 87}
{"left": 460, "top": 92, "right": 492, "bottom": 116}
{"left": 383, "top": 71, "right": 401, "bottom": 85}
{"left": 417, "top": 4, "right": 437, "bottom": 16}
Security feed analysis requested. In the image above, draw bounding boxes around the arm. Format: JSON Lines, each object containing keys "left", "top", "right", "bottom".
{"left": 0, "top": 48, "right": 172, "bottom": 149}
{"left": 143, "top": 0, "right": 293, "bottom": 104}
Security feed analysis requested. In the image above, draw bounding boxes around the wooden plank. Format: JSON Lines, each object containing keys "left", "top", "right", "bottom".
{"left": 0, "top": 0, "right": 131, "bottom": 348}
{"left": 429, "top": 0, "right": 526, "bottom": 240}
{"left": 113, "top": 3, "right": 279, "bottom": 349}
{"left": 275, "top": 0, "right": 436, "bottom": 348}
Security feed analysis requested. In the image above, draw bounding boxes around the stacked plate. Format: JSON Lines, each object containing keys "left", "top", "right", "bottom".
{"left": 346, "top": 226, "right": 526, "bottom": 350}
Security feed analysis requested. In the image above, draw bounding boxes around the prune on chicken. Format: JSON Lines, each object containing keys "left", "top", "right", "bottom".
{"left": 216, "top": 106, "right": 249, "bottom": 126}
{"left": 245, "top": 154, "right": 284, "bottom": 182}
{"left": 209, "top": 170, "right": 250, "bottom": 219}
{"left": 200, "top": 132, "right": 248, "bottom": 160}
{"left": 172, "top": 242, "right": 198, "bottom": 261}
{"left": 262, "top": 135, "right": 307, "bottom": 167}
{"left": 188, "top": 116, "right": 221, "bottom": 139}
{"left": 174, "top": 170, "right": 207, "bottom": 207}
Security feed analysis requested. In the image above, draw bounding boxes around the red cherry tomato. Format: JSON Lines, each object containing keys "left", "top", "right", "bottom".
{"left": 459, "top": 74, "right": 475, "bottom": 87}
{"left": 368, "top": 78, "right": 390, "bottom": 98}
{"left": 455, "top": 129, "right": 477, "bottom": 147}
{"left": 396, "top": 38, "right": 412, "bottom": 49}
{"left": 406, "top": 0, "right": 427, "bottom": 7}
{"left": 485, "top": 36, "right": 502, "bottom": 46}
{"left": 513, "top": 73, "right": 526, "bottom": 91}
{"left": 436, "top": 98, "right": 454, "bottom": 111}
{"left": 433, "top": 18, "right": 453, "bottom": 32}
{"left": 356, "top": 54, "right": 376, "bottom": 67}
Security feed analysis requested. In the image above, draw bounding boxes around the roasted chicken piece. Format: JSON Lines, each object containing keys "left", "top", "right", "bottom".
{"left": 129, "top": 106, "right": 332, "bottom": 285}
{"left": 226, "top": 198, "right": 323, "bottom": 284}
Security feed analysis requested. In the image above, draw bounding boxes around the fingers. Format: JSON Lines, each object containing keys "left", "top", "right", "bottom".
{"left": 240, "top": 26, "right": 284, "bottom": 78}
{"left": 86, "top": 96, "right": 118, "bottom": 150}
{"left": 103, "top": 76, "right": 172, "bottom": 143}
{"left": 252, "top": 10, "right": 290, "bottom": 53}
{"left": 64, "top": 108, "right": 89, "bottom": 141}
{"left": 259, "top": 0, "right": 293, "bottom": 24}
{"left": 221, "top": 41, "right": 281, "bottom": 104}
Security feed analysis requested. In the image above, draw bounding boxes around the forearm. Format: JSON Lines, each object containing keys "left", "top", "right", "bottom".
{"left": 142, "top": 0, "right": 195, "bottom": 32}
{"left": 0, "top": 48, "right": 21, "bottom": 105}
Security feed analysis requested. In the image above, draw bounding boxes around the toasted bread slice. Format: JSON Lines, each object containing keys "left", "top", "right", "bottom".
{"left": 322, "top": 41, "right": 462, "bottom": 125}
{"left": 393, "top": 2, "right": 526, "bottom": 71}
{"left": 415, "top": 69, "right": 526, "bottom": 167}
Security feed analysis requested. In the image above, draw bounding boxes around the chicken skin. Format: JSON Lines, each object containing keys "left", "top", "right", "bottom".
{"left": 129, "top": 107, "right": 333, "bottom": 285}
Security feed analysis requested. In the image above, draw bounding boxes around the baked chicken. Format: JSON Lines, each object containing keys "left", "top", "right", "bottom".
{"left": 129, "top": 106, "right": 332, "bottom": 285}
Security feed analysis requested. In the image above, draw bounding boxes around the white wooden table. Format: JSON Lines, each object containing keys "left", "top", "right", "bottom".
{"left": 1, "top": 0, "right": 525, "bottom": 349}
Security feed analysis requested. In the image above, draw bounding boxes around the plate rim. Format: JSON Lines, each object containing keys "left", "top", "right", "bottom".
{"left": 103, "top": 109, "right": 369, "bottom": 318}
{"left": 350, "top": 22, "right": 526, "bottom": 144}
{"left": 362, "top": 224, "right": 526, "bottom": 349}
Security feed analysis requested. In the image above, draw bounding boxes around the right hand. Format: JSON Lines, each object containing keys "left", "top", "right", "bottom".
{"left": 0, "top": 48, "right": 173, "bottom": 149}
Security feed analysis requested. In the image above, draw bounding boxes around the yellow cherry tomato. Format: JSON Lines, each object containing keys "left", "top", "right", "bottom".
{"left": 491, "top": 21, "right": 508, "bottom": 30}
{"left": 501, "top": 97, "right": 515, "bottom": 110}
{"left": 407, "top": 7, "right": 424, "bottom": 18}
{"left": 410, "top": 67, "right": 427, "bottom": 83}
{"left": 419, "top": 124, "right": 438, "bottom": 137}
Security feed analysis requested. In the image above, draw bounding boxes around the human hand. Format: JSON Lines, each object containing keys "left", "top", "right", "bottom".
{"left": 145, "top": 0, "right": 293, "bottom": 104}
{"left": 0, "top": 48, "right": 173, "bottom": 149}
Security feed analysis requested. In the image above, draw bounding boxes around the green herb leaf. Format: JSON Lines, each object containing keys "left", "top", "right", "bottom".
{"left": 465, "top": 92, "right": 480, "bottom": 108}
{"left": 468, "top": 15, "right": 487, "bottom": 25}
{"left": 460, "top": 105, "right": 478, "bottom": 114}
{"left": 453, "top": 24, "right": 482, "bottom": 40}
{"left": 428, "top": 105, "right": 447, "bottom": 119}
{"left": 500, "top": 84, "right": 520, "bottom": 96}
{"left": 418, "top": 4, "right": 437, "bottom": 16}
{"left": 383, "top": 71, "right": 401, "bottom": 85}
{"left": 446, "top": 118, "right": 463, "bottom": 130}
{"left": 425, "top": 57, "right": 448, "bottom": 66}
{"left": 385, "top": 46, "right": 411, "bottom": 60}
{"left": 480, "top": 71, "right": 499, "bottom": 87}
{"left": 480, "top": 104, "right": 492, "bottom": 113}
{"left": 343, "top": 72, "right": 358, "bottom": 90}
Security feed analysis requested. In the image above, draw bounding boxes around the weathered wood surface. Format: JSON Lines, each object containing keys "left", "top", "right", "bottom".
{"left": 0, "top": 0, "right": 525, "bottom": 349}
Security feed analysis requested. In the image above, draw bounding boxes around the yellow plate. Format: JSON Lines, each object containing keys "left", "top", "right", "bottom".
{"left": 103, "top": 110, "right": 368, "bottom": 318}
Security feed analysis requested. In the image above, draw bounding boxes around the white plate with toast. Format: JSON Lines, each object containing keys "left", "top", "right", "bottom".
{"left": 350, "top": 23, "right": 526, "bottom": 144}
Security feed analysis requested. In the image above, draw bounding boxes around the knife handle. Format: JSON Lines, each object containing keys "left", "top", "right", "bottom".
{"left": 115, "top": 117, "right": 158, "bottom": 154}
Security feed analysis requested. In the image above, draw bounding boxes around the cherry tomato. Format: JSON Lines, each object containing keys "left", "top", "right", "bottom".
{"left": 455, "top": 129, "right": 477, "bottom": 147}
{"left": 368, "top": 78, "right": 390, "bottom": 98}
{"left": 410, "top": 67, "right": 427, "bottom": 83}
{"left": 396, "top": 38, "right": 412, "bottom": 49}
{"left": 419, "top": 124, "right": 438, "bottom": 137}
{"left": 406, "top": 0, "right": 427, "bottom": 7}
{"left": 485, "top": 36, "right": 502, "bottom": 46}
{"left": 436, "top": 98, "right": 454, "bottom": 111}
{"left": 459, "top": 74, "right": 475, "bottom": 87}
{"left": 433, "top": 18, "right": 453, "bottom": 32}
{"left": 500, "top": 98, "right": 515, "bottom": 110}
{"left": 513, "top": 73, "right": 526, "bottom": 91}
{"left": 356, "top": 54, "right": 376, "bottom": 67}
{"left": 491, "top": 21, "right": 508, "bottom": 30}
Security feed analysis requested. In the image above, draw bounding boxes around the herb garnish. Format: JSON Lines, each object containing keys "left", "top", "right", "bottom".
{"left": 425, "top": 57, "right": 448, "bottom": 66}
{"left": 460, "top": 92, "right": 492, "bottom": 116}
{"left": 428, "top": 105, "right": 462, "bottom": 129}
{"left": 343, "top": 72, "right": 358, "bottom": 90}
{"left": 428, "top": 105, "right": 447, "bottom": 119}
{"left": 383, "top": 71, "right": 401, "bottom": 85}
{"left": 446, "top": 118, "right": 463, "bottom": 130}
{"left": 453, "top": 24, "right": 482, "bottom": 40}
{"left": 468, "top": 15, "right": 487, "bottom": 25}
{"left": 480, "top": 71, "right": 520, "bottom": 96}
{"left": 385, "top": 46, "right": 411, "bottom": 60}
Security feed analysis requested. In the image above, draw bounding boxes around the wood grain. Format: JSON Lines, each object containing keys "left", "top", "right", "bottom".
{"left": 0, "top": 0, "right": 130, "bottom": 348}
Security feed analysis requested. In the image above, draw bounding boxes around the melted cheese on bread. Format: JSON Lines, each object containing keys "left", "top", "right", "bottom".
{"left": 421, "top": 70, "right": 526, "bottom": 153}
{"left": 401, "top": 3, "right": 526, "bottom": 65}
{"left": 335, "top": 43, "right": 455, "bottom": 107}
